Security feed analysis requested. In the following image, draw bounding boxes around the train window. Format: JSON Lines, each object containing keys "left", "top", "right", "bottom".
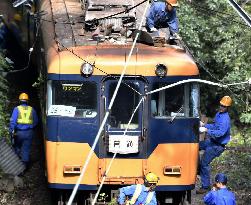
{"left": 151, "top": 83, "right": 189, "bottom": 118}
{"left": 108, "top": 81, "right": 141, "bottom": 129}
{"left": 47, "top": 81, "right": 97, "bottom": 118}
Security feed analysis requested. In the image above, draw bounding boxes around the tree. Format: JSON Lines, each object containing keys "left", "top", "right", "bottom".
{"left": 178, "top": 0, "right": 251, "bottom": 126}
{"left": 0, "top": 53, "right": 10, "bottom": 138}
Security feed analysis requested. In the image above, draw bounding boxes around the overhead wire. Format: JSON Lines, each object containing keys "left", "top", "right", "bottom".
{"left": 189, "top": 1, "right": 250, "bottom": 28}
{"left": 66, "top": 1, "right": 150, "bottom": 204}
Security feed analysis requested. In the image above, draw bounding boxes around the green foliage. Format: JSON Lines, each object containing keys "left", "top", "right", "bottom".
{"left": 178, "top": 0, "right": 251, "bottom": 125}
{"left": 0, "top": 53, "right": 10, "bottom": 139}
{"left": 212, "top": 129, "right": 251, "bottom": 192}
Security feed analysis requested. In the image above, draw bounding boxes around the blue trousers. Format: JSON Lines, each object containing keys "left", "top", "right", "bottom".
{"left": 199, "top": 139, "right": 225, "bottom": 189}
{"left": 14, "top": 129, "right": 34, "bottom": 163}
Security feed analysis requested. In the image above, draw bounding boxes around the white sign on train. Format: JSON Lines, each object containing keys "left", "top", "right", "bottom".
{"left": 108, "top": 135, "right": 139, "bottom": 154}
{"left": 48, "top": 105, "right": 76, "bottom": 117}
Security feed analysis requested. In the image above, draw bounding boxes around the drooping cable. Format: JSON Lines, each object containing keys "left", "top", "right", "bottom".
{"left": 179, "top": 38, "right": 247, "bottom": 105}
{"left": 66, "top": 1, "right": 150, "bottom": 204}
{"left": 91, "top": 77, "right": 250, "bottom": 204}
{"left": 6, "top": 17, "right": 41, "bottom": 73}
{"left": 55, "top": 40, "right": 141, "bottom": 96}
{"left": 146, "top": 78, "right": 250, "bottom": 96}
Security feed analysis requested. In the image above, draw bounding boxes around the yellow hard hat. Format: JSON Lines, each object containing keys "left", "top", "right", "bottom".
{"left": 145, "top": 172, "right": 159, "bottom": 184}
{"left": 220, "top": 96, "right": 232, "bottom": 107}
{"left": 14, "top": 14, "right": 22, "bottom": 22}
{"left": 166, "top": 0, "right": 179, "bottom": 6}
{"left": 19, "top": 93, "right": 29, "bottom": 101}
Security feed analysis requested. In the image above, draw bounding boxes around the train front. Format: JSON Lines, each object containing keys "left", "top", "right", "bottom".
{"left": 40, "top": 0, "right": 200, "bottom": 204}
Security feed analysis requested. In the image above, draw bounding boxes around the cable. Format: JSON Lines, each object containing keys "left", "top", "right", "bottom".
{"left": 55, "top": 40, "right": 142, "bottom": 96}
{"left": 87, "top": 0, "right": 149, "bottom": 22}
{"left": 6, "top": 19, "right": 41, "bottom": 73}
{"left": 91, "top": 77, "right": 250, "bottom": 204}
{"left": 227, "top": 0, "right": 251, "bottom": 28}
{"left": 180, "top": 38, "right": 247, "bottom": 105}
{"left": 146, "top": 78, "right": 250, "bottom": 96}
{"left": 66, "top": 1, "right": 150, "bottom": 204}
{"left": 35, "top": 0, "right": 148, "bottom": 25}
{"left": 91, "top": 97, "right": 145, "bottom": 205}
{"left": 189, "top": 1, "right": 250, "bottom": 28}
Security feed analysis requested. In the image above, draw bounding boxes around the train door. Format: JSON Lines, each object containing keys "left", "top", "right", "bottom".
{"left": 98, "top": 77, "right": 147, "bottom": 184}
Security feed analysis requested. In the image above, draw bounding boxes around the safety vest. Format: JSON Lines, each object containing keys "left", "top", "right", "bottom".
{"left": 126, "top": 184, "right": 155, "bottom": 205}
{"left": 17, "top": 105, "right": 33, "bottom": 124}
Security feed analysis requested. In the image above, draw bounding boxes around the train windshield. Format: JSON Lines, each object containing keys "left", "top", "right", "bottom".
{"left": 47, "top": 81, "right": 97, "bottom": 118}
{"left": 107, "top": 81, "right": 142, "bottom": 129}
{"left": 151, "top": 83, "right": 199, "bottom": 118}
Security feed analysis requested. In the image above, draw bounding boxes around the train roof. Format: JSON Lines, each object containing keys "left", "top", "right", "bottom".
{"left": 40, "top": 0, "right": 199, "bottom": 76}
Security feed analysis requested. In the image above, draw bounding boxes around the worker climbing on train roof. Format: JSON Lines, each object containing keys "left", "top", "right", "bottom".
{"left": 196, "top": 96, "right": 232, "bottom": 194}
{"left": 118, "top": 172, "right": 159, "bottom": 205}
{"left": 146, "top": 0, "right": 179, "bottom": 39}
{"left": 204, "top": 173, "right": 236, "bottom": 205}
{"left": 9, "top": 93, "right": 38, "bottom": 170}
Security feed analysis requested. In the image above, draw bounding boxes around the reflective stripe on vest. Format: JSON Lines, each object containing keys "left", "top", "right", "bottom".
{"left": 17, "top": 105, "right": 33, "bottom": 124}
{"left": 126, "top": 184, "right": 154, "bottom": 205}
{"left": 145, "top": 191, "right": 154, "bottom": 205}
{"left": 126, "top": 184, "right": 142, "bottom": 205}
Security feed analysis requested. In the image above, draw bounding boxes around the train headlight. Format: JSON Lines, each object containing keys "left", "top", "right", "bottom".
{"left": 81, "top": 63, "right": 94, "bottom": 77}
{"left": 155, "top": 64, "right": 167, "bottom": 78}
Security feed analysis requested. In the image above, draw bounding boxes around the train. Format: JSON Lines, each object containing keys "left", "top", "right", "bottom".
{"left": 37, "top": 0, "right": 200, "bottom": 204}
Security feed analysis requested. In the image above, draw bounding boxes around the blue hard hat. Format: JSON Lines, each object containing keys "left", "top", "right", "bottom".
{"left": 215, "top": 173, "right": 228, "bottom": 184}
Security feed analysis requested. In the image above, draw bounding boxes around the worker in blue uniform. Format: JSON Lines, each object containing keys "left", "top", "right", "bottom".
{"left": 196, "top": 96, "right": 232, "bottom": 194}
{"left": 0, "top": 16, "right": 7, "bottom": 49}
{"left": 8, "top": 13, "right": 23, "bottom": 46}
{"left": 204, "top": 173, "right": 236, "bottom": 205}
{"left": 118, "top": 172, "right": 158, "bottom": 205}
{"left": 9, "top": 93, "right": 38, "bottom": 168}
{"left": 146, "top": 0, "right": 179, "bottom": 38}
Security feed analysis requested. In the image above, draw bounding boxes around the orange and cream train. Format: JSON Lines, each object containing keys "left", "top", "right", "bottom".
{"left": 38, "top": 0, "right": 200, "bottom": 204}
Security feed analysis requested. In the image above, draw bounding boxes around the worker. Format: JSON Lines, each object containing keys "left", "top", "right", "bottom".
{"left": 146, "top": 0, "right": 179, "bottom": 38}
{"left": 9, "top": 93, "right": 38, "bottom": 169}
{"left": 8, "top": 13, "right": 23, "bottom": 46}
{"left": 204, "top": 173, "right": 236, "bottom": 205}
{"left": 196, "top": 96, "right": 232, "bottom": 194}
{"left": 118, "top": 172, "right": 158, "bottom": 205}
{"left": 0, "top": 16, "right": 7, "bottom": 49}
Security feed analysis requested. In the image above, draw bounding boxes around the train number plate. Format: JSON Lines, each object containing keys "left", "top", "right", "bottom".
{"left": 108, "top": 135, "right": 139, "bottom": 154}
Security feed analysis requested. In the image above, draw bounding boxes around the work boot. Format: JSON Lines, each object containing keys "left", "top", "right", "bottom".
{"left": 196, "top": 187, "right": 209, "bottom": 194}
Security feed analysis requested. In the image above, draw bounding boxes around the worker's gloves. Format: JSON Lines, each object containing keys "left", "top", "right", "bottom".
{"left": 172, "top": 33, "right": 181, "bottom": 40}
{"left": 150, "top": 27, "right": 158, "bottom": 32}
{"left": 200, "top": 121, "right": 205, "bottom": 126}
{"left": 199, "top": 127, "right": 207, "bottom": 133}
